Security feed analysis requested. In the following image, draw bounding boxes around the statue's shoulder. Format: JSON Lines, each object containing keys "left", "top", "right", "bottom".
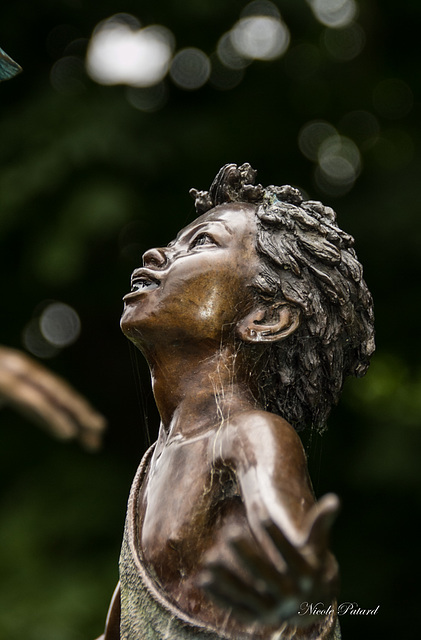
{"left": 228, "top": 408, "right": 297, "bottom": 438}
{"left": 220, "top": 409, "right": 303, "bottom": 463}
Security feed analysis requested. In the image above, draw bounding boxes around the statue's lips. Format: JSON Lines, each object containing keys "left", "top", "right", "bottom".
{"left": 123, "top": 271, "right": 161, "bottom": 301}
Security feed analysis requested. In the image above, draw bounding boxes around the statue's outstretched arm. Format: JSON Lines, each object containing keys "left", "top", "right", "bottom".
{"left": 202, "top": 411, "right": 339, "bottom": 626}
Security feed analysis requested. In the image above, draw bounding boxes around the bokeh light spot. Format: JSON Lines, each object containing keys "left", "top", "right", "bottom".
{"left": 323, "top": 22, "right": 365, "bottom": 60}
{"left": 40, "top": 303, "right": 81, "bottom": 347}
{"left": 308, "top": 0, "right": 358, "bottom": 29}
{"left": 50, "top": 56, "right": 87, "bottom": 95}
{"left": 298, "top": 120, "right": 337, "bottom": 161}
{"left": 217, "top": 32, "right": 250, "bottom": 70}
{"left": 22, "top": 319, "right": 61, "bottom": 359}
{"left": 241, "top": 0, "right": 281, "bottom": 19}
{"left": 318, "top": 134, "right": 361, "bottom": 177}
{"left": 209, "top": 55, "right": 245, "bottom": 91}
{"left": 126, "top": 83, "right": 168, "bottom": 112}
{"left": 316, "top": 134, "right": 361, "bottom": 195}
{"left": 169, "top": 48, "right": 211, "bottom": 90}
{"left": 231, "top": 15, "right": 290, "bottom": 61}
{"left": 86, "top": 15, "right": 174, "bottom": 87}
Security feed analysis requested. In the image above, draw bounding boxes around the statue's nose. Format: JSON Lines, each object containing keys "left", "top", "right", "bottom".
{"left": 142, "top": 247, "right": 168, "bottom": 269}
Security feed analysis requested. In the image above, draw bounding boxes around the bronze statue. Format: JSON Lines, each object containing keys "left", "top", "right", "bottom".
{"left": 99, "top": 164, "right": 375, "bottom": 639}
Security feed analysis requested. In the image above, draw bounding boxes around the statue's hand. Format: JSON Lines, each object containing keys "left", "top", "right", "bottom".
{"left": 199, "top": 493, "right": 339, "bottom": 627}
{"left": 0, "top": 346, "right": 106, "bottom": 449}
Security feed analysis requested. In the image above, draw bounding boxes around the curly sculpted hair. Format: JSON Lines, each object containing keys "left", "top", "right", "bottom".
{"left": 190, "top": 163, "right": 375, "bottom": 432}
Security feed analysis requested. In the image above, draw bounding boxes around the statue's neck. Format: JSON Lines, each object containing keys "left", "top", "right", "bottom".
{"left": 145, "top": 343, "right": 258, "bottom": 442}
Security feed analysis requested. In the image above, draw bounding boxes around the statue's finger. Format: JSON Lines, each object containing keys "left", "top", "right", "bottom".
{"left": 229, "top": 535, "right": 294, "bottom": 599}
{"left": 305, "top": 494, "right": 340, "bottom": 553}
{"left": 262, "top": 519, "right": 312, "bottom": 578}
{"left": 199, "top": 563, "right": 278, "bottom": 619}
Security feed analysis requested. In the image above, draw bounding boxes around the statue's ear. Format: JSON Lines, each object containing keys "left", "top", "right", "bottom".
{"left": 236, "top": 302, "right": 300, "bottom": 343}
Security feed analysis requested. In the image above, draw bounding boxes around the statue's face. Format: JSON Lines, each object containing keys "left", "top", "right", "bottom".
{"left": 121, "top": 202, "right": 260, "bottom": 350}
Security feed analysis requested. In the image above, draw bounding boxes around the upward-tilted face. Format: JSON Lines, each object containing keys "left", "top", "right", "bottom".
{"left": 120, "top": 203, "right": 261, "bottom": 351}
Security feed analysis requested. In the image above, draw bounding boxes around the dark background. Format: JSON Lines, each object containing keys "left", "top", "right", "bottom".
{"left": 0, "top": 1, "right": 419, "bottom": 638}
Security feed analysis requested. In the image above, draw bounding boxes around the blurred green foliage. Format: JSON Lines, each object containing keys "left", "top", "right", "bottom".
{"left": 1, "top": 1, "right": 420, "bottom": 638}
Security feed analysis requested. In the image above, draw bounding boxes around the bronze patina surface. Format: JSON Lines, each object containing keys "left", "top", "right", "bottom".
{"left": 99, "top": 164, "right": 374, "bottom": 639}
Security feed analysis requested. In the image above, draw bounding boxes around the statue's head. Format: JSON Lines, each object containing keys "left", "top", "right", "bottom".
{"left": 189, "top": 163, "right": 375, "bottom": 432}
{"left": 121, "top": 163, "right": 374, "bottom": 433}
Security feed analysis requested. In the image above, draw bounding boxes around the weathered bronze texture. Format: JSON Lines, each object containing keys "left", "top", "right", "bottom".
{"left": 99, "top": 164, "right": 374, "bottom": 639}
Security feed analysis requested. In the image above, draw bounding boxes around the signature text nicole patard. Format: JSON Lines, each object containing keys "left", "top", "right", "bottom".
{"left": 298, "top": 602, "right": 380, "bottom": 616}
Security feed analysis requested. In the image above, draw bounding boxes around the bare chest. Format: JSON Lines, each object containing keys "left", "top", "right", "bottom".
{"left": 138, "top": 437, "right": 241, "bottom": 579}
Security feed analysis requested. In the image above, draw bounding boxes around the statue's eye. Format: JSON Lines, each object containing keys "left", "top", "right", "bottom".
{"left": 190, "top": 233, "right": 216, "bottom": 248}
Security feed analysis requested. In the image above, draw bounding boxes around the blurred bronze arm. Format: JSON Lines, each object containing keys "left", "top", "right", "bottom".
{"left": 0, "top": 346, "right": 106, "bottom": 449}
